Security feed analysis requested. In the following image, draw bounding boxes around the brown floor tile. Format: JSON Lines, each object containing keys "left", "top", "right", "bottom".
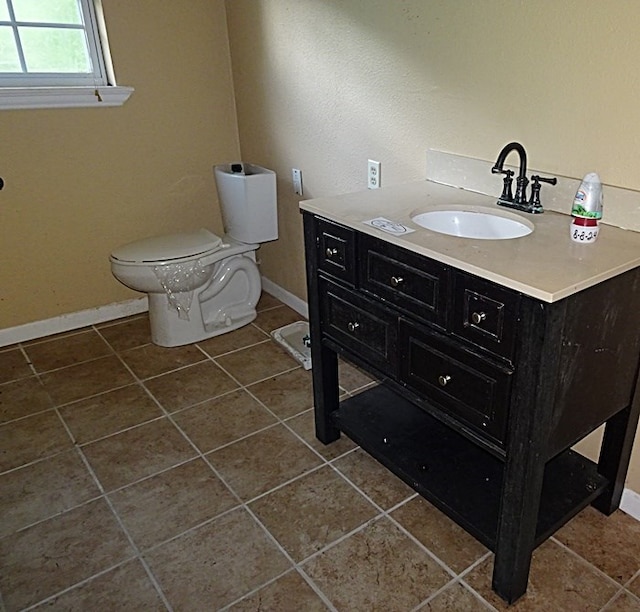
{"left": 339, "top": 358, "right": 377, "bottom": 393}
{"left": 21, "top": 328, "right": 92, "bottom": 346}
{"left": 59, "top": 384, "right": 163, "bottom": 444}
{"left": 256, "top": 292, "right": 283, "bottom": 312}
{"left": 629, "top": 573, "right": 640, "bottom": 599}
{"left": 465, "top": 539, "right": 619, "bottom": 611}
{"left": 0, "top": 376, "right": 54, "bottom": 424}
{"left": 145, "top": 508, "right": 290, "bottom": 611}
{"left": 334, "top": 447, "right": 415, "bottom": 510}
{"left": 40, "top": 355, "right": 135, "bottom": 405}
{"left": 555, "top": 506, "right": 640, "bottom": 584}
{"left": 248, "top": 367, "right": 313, "bottom": 419}
{"left": 215, "top": 341, "right": 298, "bottom": 385}
{"left": 392, "top": 497, "right": 489, "bottom": 574}
{"left": 119, "top": 342, "right": 206, "bottom": 379}
{"left": 303, "top": 517, "right": 451, "bottom": 610}
{"left": 0, "top": 448, "right": 99, "bottom": 538}
{"left": 23, "top": 330, "right": 111, "bottom": 373}
{"left": 196, "top": 325, "right": 269, "bottom": 357}
{"left": 31, "top": 558, "right": 166, "bottom": 611}
{"left": 143, "top": 360, "right": 238, "bottom": 412}
{"left": 418, "top": 581, "right": 492, "bottom": 610}
{"left": 285, "top": 409, "right": 357, "bottom": 460}
{"left": 173, "top": 389, "right": 276, "bottom": 453}
{"left": 603, "top": 591, "right": 640, "bottom": 611}
{"left": 0, "top": 411, "right": 72, "bottom": 472}
{"left": 0, "top": 347, "right": 32, "bottom": 384}
{"left": 229, "top": 570, "right": 328, "bottom": 611}
{"left": 0, "top": 498, "right": 134, "bottom": 611}
{"left": 250, "top": 465, "right": 377, "bottom": 562}
{"left": 98, "top": 316, "right": 152, "bottom": 351}
{"left": 207, "top": 423, "right": 322, "bottom": 500}
{"left": 110, "top": 458, "right": 238, "bottom": 550}
{"left": 82, "top": 417, "right": 196, "bottom": 491}
{"left": 253, "top": 305, "right": 303, "bottom": 333}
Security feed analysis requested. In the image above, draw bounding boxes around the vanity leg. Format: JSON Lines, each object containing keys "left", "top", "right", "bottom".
{"left": 492, "top": 298, "right": 564, "bottom": 603}
{"left": 303, "top": 212, "right": 341, "bottom": 444}
{"left": 492, "top": 453, "right": 546, "bottom": 603}
{"left": 312, "top": 346, "right": 340, "bottom": 443}
{"left": 592, "top": 384, "right": 640, "bottom": 515}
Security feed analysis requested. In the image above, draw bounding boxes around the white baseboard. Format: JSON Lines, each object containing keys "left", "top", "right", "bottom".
{"left": 621, "top": 487, "right": 640, "bottom": 521}
{"left": 261, "top": 276, "right": 308, "bottom": 319}
{"left": 0, "top": 297, "right": 148, "bottom": 347}
{"left": 1, "top": 277, "right": 302, "bottom": 348}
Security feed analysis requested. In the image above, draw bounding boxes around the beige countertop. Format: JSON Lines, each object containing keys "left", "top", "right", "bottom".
{"left": 300, "top": 180, "right": 640, "bottom": 303}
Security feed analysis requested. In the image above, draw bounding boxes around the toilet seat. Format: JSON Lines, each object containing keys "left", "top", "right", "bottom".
{"left": 111, "top": 229, "right": 222, "bottom": 264}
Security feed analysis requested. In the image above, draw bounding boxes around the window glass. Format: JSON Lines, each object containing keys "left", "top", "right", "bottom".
{"left": 0, "top": 4, "right": 9, "bottom": 20}
{"left": 11, "top": 0, "right": 83, "bottom": 25}
{"left": 0, "top": 26, "right": 20, "bottom": 71}
{"left": 20, "top": 26, "right": 91, "bottom": 73}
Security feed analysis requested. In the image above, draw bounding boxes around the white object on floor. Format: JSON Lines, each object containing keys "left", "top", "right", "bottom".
{"left": 271, "top": 321, "right": 312, "bottom": 370}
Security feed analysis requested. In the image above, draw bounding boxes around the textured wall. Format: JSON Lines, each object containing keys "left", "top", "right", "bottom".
{"left": 225, "top": 0, "right": 640, "bottom": 298}
{"left": 225, "top": 0, "right": 640, "bottom": 493}
{"left": 0, "top": 0, "right": 240, "bottom": 328}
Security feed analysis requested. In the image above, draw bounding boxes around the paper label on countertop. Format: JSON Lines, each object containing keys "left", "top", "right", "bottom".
{"left": 363, "top": 217, "right": 415, "bottom": 236}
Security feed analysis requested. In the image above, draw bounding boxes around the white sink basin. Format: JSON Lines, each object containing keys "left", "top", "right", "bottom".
{"left": 411, "top": 208, "right": 534, "bottom": 240}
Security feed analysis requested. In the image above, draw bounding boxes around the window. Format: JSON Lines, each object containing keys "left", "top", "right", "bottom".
{"left": 0, "top": 0, "right": 133, "bottom": 109}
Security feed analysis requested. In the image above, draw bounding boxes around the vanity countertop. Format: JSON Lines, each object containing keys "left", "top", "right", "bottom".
{"left": 300, "top": 180, "right": 640, "bottom": 302}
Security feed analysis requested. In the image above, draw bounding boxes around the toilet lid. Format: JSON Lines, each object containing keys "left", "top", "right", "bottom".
{"left": 111, "top": 229, "right": 223, "bottom": 263}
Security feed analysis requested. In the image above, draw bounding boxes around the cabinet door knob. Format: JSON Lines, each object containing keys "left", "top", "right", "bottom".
{"left": 390, "top": 276, "right": 404, "bottom": 287}
{"left": 347, "top": 321, "right": 360, "bottom": 333}
{"left": 471, "top": 311, "right": 486, "bottom": 325}
{"left": 325, "top": 247, "right": 338, "bottom": 258}
{"left": 438, "top": 374, "right": 452, "bottom": 387}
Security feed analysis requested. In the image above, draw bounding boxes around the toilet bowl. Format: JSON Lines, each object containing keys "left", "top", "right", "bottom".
{"left": 110, "top": 163, "right": 277, "bottom": 347}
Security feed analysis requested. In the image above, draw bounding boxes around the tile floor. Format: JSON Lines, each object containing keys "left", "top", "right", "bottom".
{"left": 1, "top": 294, "right": 640, "bottom": 611}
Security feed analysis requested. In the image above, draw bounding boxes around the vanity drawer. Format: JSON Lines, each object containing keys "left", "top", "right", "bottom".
{"left": 359, "top": 233, "right": 448, "bottom": 327}
{"left": 316, "top": 217, "right": 357, "bottom": 285}
{"left": 452, "top": 272, "right": 520, "bottom": 361}
{"left": 320, "top": 277, "right": 397, "bottom": 373}
{"left": 399, "top": 319, "right": 512, "bottom": 443}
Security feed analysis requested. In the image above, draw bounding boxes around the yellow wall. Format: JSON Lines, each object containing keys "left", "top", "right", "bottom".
{"left": 0, "top": 0, "right": 239, "bottom": 328}
{"left": 224, "top": 0, "right": 640, "bottom": 493}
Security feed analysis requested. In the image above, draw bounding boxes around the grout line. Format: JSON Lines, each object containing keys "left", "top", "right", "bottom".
{"left": 8, "top": 316, "right": 639, "bottom": 610}
{"left": 550, "top": 535, "right": 628, "bottom": 591}
{"left": 75, "top": 442, "right": 174, "bottom": 611}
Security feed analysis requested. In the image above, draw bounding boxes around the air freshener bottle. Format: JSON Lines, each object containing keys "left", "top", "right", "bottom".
{"left": 570, "top": 172, "right": 603, "bottom": 244}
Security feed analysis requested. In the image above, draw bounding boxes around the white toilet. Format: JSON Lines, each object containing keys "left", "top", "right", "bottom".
{"left": 110, "top": 163, "right": 278, "bottom": 347}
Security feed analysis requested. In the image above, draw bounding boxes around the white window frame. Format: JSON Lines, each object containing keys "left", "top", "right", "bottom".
{"left": 0, "top": 0, "right": 133, "bottom": 110}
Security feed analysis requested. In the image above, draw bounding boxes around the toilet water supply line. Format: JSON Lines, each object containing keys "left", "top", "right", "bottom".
{"left": 152, "top": 261, "right": 208, "bottom": 320}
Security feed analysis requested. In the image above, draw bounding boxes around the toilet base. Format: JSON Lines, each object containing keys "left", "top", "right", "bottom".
{"left": 147, "top": 252, "right": 262, "bottom": 347}
{"left": 148, "top": 294, "right": 258, "bottom": 347}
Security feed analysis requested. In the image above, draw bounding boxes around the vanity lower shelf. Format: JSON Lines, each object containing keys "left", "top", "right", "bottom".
{"left": 334, "top": 384, "right": 609, "bottom": 551}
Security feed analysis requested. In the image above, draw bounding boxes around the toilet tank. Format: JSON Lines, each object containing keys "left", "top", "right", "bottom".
{"left": 214, "top": 163, "right": 278, "bottom": 244}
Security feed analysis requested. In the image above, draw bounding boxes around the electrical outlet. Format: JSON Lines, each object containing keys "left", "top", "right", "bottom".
{"left": 368, "top": 159, "right": 381, "bottom": 189}
{"left": 292, "top": 168, "right": 303, "bottom": 196}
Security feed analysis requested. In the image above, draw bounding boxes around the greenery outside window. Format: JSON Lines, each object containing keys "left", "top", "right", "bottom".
{"left": 0, "top": 0, "right": 133, "bottom": 109}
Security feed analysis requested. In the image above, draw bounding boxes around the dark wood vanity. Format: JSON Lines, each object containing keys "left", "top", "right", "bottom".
{"left": 303, "top": 211, "right": 640, "bottom": 603}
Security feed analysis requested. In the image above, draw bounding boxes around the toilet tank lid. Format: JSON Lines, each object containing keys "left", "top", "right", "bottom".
{"left": 111, "top": 229, "right": 222, "bottom": 263}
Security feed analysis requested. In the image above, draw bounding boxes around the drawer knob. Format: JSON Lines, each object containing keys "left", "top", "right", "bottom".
{"left": 390, "top": 276, "right": 404, "bottom": 287}
{"left": 347, "top": 321, "right": 360, "bottom": 333}
{"left": 438, "top": 374, "right": 452, "bottom": 387}
{"left": 471, "top": 311, "right": 487, "bottom": 325}
{"left": 325, "top": 247, "right": 338, "bottom": 258}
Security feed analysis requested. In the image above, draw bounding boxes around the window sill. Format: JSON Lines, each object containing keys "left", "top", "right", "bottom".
{"left": 0, "top": 85, "right": 134, "bottom": 110}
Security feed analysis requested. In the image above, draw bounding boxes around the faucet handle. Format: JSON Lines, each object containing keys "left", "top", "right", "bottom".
{"left": 528, "top": 174, "right": 557, "bottom": 213}
{"left": 532, "top": 174, "right": 557, "bottom": 186}
{"left": 494, "top": 168, "right": 514, "bottom": 202}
